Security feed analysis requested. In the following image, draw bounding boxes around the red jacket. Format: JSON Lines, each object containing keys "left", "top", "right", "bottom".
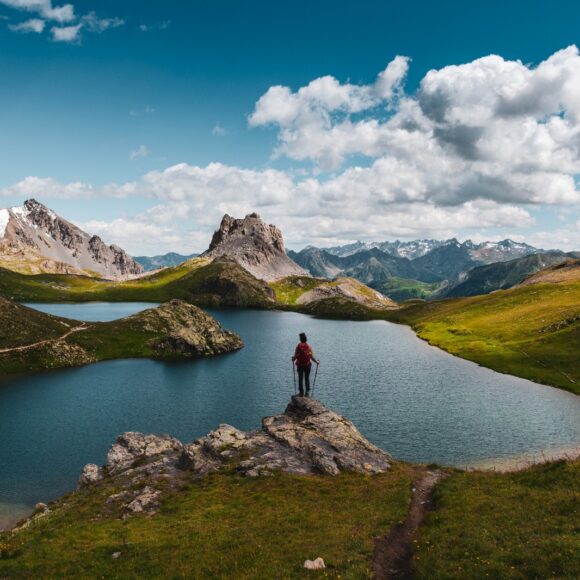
{"left": 294, "top": 342, "right": 314, "bottom": 368}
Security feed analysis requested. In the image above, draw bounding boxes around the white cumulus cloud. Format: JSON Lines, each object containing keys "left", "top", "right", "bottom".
{"left": 8, "top": 16, "right": 44, "bottom": 32}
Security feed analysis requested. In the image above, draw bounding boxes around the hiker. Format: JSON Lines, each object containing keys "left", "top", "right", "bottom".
{"left": 292, "top": 332, "right": 320, "bottom": 396}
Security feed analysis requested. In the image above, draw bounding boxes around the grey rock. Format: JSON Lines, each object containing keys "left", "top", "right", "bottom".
{"left": 304, "top": 557, "right": 326, "bottom": 570}
{"left": 106, "top": 432, "right": 183, "bottom": 474}
{"left": 0, "top": 199, "right": 143, "bottom": 279}
{"left": 79, "top": 397, "right": 392, "bottom": 519}
{"left": 202, "top": 213, "right": 308, "bottom": 281}
{"left": 126, "top": 486, "right": 162, "bottom": 513}
{"left": 78, "top": 463, "right": 104, "bottom": 487}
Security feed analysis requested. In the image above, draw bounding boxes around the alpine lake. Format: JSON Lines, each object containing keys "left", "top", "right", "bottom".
{"left": 1, "top": 302, "right": 579, "bottom": 529}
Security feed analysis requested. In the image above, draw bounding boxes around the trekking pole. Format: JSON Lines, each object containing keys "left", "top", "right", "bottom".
{"left": 312, "top": 362, "right": 320, "bottom": 395}
{"left": 292, "top": 361, "right": 297, "bottom": 395}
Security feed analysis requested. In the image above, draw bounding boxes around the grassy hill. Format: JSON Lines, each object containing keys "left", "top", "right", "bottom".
{"left": 0, "top": 460, "right": 577, "bottom": 578}
{"left": 0, "top": 298, "right": 242, "bottom": 375}
{"left": 0, "top": 257, "right": 275, "bottom": 308}
{"left": 386, "top": 271, "right": 580, "bottom": 394}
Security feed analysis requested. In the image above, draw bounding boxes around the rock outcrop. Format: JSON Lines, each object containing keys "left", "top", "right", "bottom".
{"left": 135, "top": 299, "right": 244, "bottom": 357}
{"left": 296, "top": 277, "right": 397, "bottom": 310}
{"left": 79, "top": 397, "right": 393, "bottom": 516}
{"left": 0, "top": 199, "right": 143, "bottom": 279}
{"left": 202, "top": 213, "right": 308, "bottom": 281}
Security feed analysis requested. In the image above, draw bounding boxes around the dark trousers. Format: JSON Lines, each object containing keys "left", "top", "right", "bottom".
{"left": 297, "top": 365, "right": 311, "bottom": 394}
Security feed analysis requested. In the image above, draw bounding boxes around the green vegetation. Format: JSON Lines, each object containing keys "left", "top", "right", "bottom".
{"left": 0, "top": 257, "right": 274, "bottom": 308}
{"left": 269, "top": 275, "right": 326, "bottom": 304}
{"left": 386, "top": 280, "right": 580, "bottom": 394}
{"left": 373, "top": 276, "right": 440, "bottom": 301}
{"left": 0, "top": 299, "right": 242, "bottom": 375}
{"left": 1, "top": 460, "right": 578, "bottom": 578}
{"left": 415, "top": 460, "right": 580, "bottom": 578}
{"left": 0, "top": 468, "right": 414, "bottom": 578}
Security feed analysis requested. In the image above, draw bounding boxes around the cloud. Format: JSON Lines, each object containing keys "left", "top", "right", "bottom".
{"left": 139, "top": 20, "right": 170, "bottom": 32}
{"left": 212, "top": 122, "right": 227, "bottom": 136}
{"left": 2, "top": 1, "right": 124, "bottom": 42}
{"left": 0, "top": 176, "right": 95, "bottom": 198}
{"left": 129, "top": 145, "right": 149, "bottom": 160}
{"left": 250, "top": 46, "right": 580, "bottom": 208}
{"left": 50, "top": 22, "right": 79, "bottom": 42}
{"left": 8, "top": 16, "right": 44, "bottom": 32}
{"left": 3, "top": 47, "right": 580, "bottom": 252}
{"left": 0, "top": 0, "right": 74, "bottom": 22}
{"left": 130, "top": 106, "right": 156, "bottom": 117}
{"left": 81, "top": 11, "right": 123, "bottom": 33}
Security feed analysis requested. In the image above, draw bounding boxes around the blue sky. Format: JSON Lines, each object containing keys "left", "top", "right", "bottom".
{"left": 1, "top": 0, "right": 580, "bottom": 254}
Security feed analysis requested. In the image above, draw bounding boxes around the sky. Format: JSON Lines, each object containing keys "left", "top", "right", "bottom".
{"left": 1, "top": 0, "right": 580, "bottom": 255}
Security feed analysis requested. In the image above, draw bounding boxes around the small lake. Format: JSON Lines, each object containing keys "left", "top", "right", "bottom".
{"left": 1, "top": 303, "right": 579, "bottom": 529}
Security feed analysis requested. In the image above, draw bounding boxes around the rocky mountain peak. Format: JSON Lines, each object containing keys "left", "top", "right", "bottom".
{"left": 0, "top": 199, "right": 144, "bottom": 279}
{"left": 203, "top": 213, "right": 307, "bottom": 281}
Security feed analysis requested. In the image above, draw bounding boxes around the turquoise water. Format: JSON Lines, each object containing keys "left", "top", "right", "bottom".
{"left": 1, "top": 303, "right": 579, "bottom": 528}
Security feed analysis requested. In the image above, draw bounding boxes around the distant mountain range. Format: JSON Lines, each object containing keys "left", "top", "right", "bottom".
{"left": 134, "top": 253, "right": 198, "bottom": 271}
{"left": 0, "top": 199, "right": 143, "bottom": 279}
{"left": 289, "top": 239, "right": 576, "bottom": 301}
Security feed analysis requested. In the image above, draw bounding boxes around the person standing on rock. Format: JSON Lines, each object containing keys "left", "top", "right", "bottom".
{"left": 292, "top": 332, "right": 320, "bottom": 396}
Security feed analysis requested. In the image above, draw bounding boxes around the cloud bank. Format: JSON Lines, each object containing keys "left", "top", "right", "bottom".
{"left": 2, "top": 46, "right": 580, "bottom": 253}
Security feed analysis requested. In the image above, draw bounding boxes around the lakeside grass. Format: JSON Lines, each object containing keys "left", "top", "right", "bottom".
{"left": 385, "top": 281, "right": 580, "bottom": 394}
{"left": 415, "top": 460, "right": 580, "bottom": 578}
{"left": 0, "top": 468, "right": 415, "bottom": 579}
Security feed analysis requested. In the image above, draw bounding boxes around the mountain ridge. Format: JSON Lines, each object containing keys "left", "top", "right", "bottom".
{"left": 0, "top": 199, "right": 143, "bottom": 279}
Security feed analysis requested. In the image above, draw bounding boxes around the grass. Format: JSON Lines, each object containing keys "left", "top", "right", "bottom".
{"left": 386, "top": 280, "right": 580, "bottom": 394}
{"left": 0, "top": 258, "right": 275, "bottom": 308}
{"left": 415, "top": 460, "right": 580, "bottom": 579}
{"left": 373, "top": 277, "right": 440, "bottom": 302}
{"left": 0, "top": 299, "right": 242, "bottom": 375}
{"left": 269, "top": 276, "right": 326, "bottom": 305}
{"left": 0, "top": 467, "right": 415, "bottom": 579}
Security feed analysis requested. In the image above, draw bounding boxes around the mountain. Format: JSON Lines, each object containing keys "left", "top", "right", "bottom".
{"left": 134, "top": 252, "right": 198, "bottom": 271}
{"left": 324, "top": 238, "right": 540, "bottom": 263}
{"left": 294, "top": 238, "right": 544, "bottom": 301}
{"left": 435, "top": 252, "right": 571, "bottom": 298}
{"left": 202, "top": 213, "right": 308, "bottom": 281}
{"left": 325, "top": 239, "right": 447, "bottom": 259}
{"left": 0, "top": 199, "right": 143, "bottom": 279}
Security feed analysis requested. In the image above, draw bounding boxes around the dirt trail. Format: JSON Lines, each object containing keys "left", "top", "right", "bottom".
{"left": 373, "top": 469, "right": 446, "bottom": 579}
{"left": 0, "top": 324, "right": 89, "bottom": 354}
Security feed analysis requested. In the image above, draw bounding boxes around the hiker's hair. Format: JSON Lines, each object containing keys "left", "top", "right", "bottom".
{"left": 299, "top": 332, "right": 307, "bottom": 343}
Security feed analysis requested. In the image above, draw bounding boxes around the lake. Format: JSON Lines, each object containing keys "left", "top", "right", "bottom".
{"left": 1, "top": 302, "right": 579, "bottom": 529}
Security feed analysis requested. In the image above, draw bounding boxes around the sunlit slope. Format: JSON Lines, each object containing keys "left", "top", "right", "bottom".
{"left": 388, "top": 277, "right": 580, "bottom": 393}
{"left": 0, "top": 257, "right": 275, "bottom": 308}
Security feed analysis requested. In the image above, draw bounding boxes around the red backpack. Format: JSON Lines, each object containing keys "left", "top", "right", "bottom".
{"left": 295, "top": 342, "right": 312, "bottom": 368}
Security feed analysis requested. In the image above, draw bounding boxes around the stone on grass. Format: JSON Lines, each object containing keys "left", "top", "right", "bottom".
{"left": 304, "top": 557, "right": 326, "bottom": 570}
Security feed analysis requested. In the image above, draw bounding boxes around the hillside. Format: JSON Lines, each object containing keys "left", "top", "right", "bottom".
{"left": 435, "top": 252, "right": 572, "bottom": 298}
{"left": 270, "top": 275, "right": 398, "bottom": 319}
{"left": 518, "top": 258, "right": 580, "bottom": 286}
{"left": 0, "top": 298, "right": 242, "bottom": 375}
{"left": 386, "top": 276, "right": 580, "bottom": 394}
{"left": 0, "top": 257, "right": 276, "bottom": 308}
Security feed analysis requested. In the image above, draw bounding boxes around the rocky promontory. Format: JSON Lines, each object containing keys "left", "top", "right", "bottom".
{"left": 78, "top": 397, "right": 393, "bottom": 516}
{"left": 202, "top": 213, "right": 308, "bottom": 281}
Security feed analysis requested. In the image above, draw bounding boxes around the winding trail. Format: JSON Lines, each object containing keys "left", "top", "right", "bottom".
{"left": 373, "top": 469, "right": 446, "bottom": 579}
{"left": 0, "top": 324, "right": 89, "bottom": 354}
